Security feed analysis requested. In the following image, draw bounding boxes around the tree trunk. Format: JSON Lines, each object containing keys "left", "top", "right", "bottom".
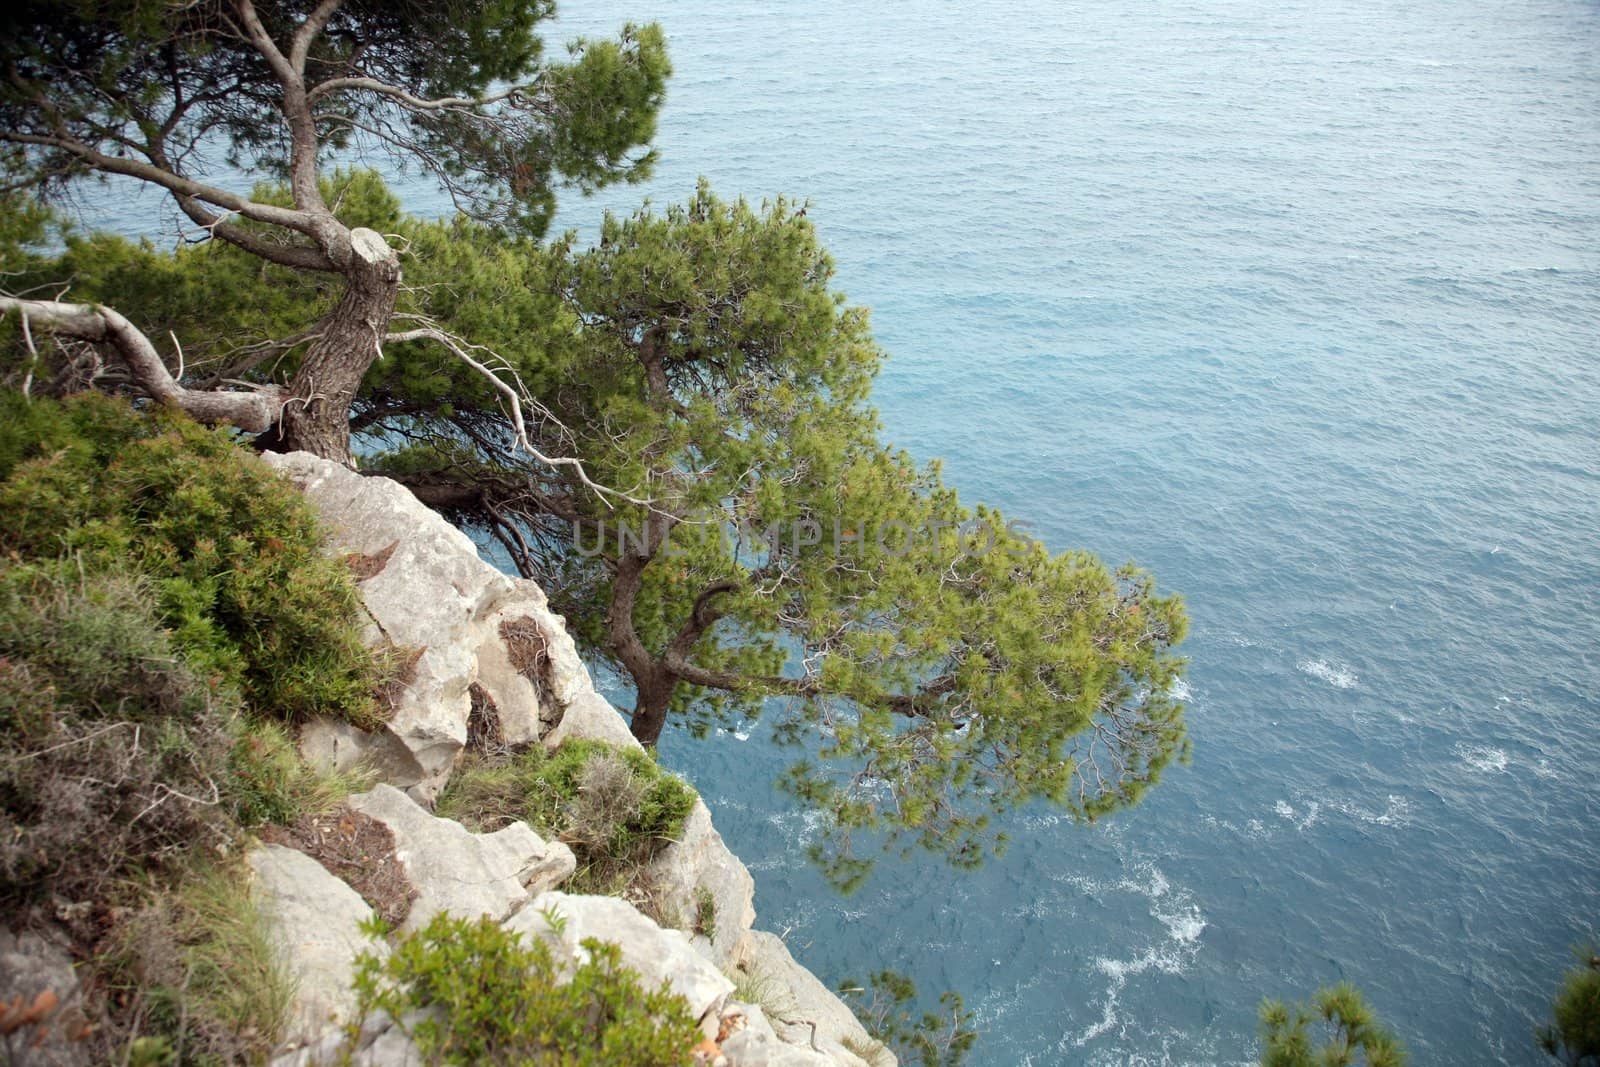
{"left": 276, "top": 229, "right": 401, "bottom": 463}
{"left": 629, "top": 669, "right": 675, "bottom": 746}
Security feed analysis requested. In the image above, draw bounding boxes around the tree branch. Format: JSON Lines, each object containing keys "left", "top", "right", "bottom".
{"left": 228, "top": 0, "right": 295, "bottom": 86}
{"left": 658, "top": 647, "right": 947, "bottom": 721}
{"left": 229, "top": 0, "right": 328, "bottom": 217}
{"left": 171, "top": 194, "right": 337, "bottom": 271}
{"left": 664, "top": 579, "right": 740, "bottom": 662}
{"left": 306, "top": 77, "right": 526, "bottom": 111}
{"left": 0, "top": 297, "right": 284, "bottom": 431}
{"left": 289, "top": 0, "right": 347, "bottom": 73}
{"left": 0, "top": 130, "right": 325, "bottom": 241}
{"left": 384, "top": 324, "right": 653, "bottom": 509}
{"left": 608, "top": 529, "right": 663, "bottom": 688}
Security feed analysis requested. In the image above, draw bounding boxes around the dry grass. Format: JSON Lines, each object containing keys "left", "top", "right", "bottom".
{"left": 105, "top": 859, "right": 293, "bottom": 1065}
{"left": 261, "top": 807, "right": 415, "bottom": 929}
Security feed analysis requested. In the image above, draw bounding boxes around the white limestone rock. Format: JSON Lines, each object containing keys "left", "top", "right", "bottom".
{"left": 721, "top": 1026, "right": 842, "bottom": 1067}
{"left": 506, "top": 891, "right": 736, "bottom": 1029}
{"left": 542, "top": 687, "right": 644, "bottom": 751}
{"left": 345, "top": 784, "right": 574, "bottom": 931}
{"left": 733, "top": 932, "right": 886, "bottom": 1067}
{"left": 297, "top": 716, "right": 425, "bottom": 784}
{"left": 248, "top": 844, "right": 384, "bottom": 1047}
{"left": 647, "top": 799, "right": 757, "bottom": 968}
{"left": 269, "top": 1012, "right": 424, "bottom": 1067}
{"left": 263, "top": 452, "right": 548, "bottom": 799}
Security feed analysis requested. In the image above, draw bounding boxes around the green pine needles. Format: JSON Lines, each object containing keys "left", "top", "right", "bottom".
{"left": 1258, "top": 983, "right": 1408, "bottom": 1067}
{"left": 1538, "top": 944, "right": 1600, "bottom": 1065}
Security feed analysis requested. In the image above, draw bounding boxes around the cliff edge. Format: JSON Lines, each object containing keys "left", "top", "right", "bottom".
{"left": 256, "top": 452, "right": 890, "bottom": 1067}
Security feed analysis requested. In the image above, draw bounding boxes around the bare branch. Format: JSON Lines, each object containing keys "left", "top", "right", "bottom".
{"left": 307, "top": 77, "right": 526, "bottom": 111}
{"left": 0, "top": 130, "right": 325, "bottom": 242}
{"left": 665, "top": 579, "right": 740, "bottom": 661}
{"left": 171, "top": 194, "right": 336, "bottom": 271}
{"left": 0, "top": 297, "right": 284, "bottom": 431}
{"left": 229, "top": 0, "right": 328, "bottom": 216}
{"left": 228, "top": 0, "right": 296, "bottom": 86}
{"left": 384, "top": 324, "right": 653, "bottom": 509}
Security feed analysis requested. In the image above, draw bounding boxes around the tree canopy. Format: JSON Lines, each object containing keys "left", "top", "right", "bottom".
{"left": 0, "top": 0, "right": 667, "bottom": 460}
{"left": 0, "top": 5, "right": 1189, "bottom": 888}
{"left": 368, "top": 185, "right": 1188, "bottom": 886}
{"left": 1539, "top": 946, "right": 1600, "bottom": 1066}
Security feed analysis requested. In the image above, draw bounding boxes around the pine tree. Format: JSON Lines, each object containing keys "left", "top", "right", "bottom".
{"left": 1258, "top": 984, "right": 1408, "bottom": 1067}
{"left": 0, "top": 0, "right": 667, "bottom": 461}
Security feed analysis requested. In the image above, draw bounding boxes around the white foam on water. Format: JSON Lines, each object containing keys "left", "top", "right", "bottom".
{"left": 1324, "top": 793, "right": 1414, "bottom": 827}
{"left": 1455, "top": 742, "right": 1510, "bottom": 773}
{"left": 1273, "top": 798, "right": 1322, "bottom": 831}
{"left": 1168, "top": 677, "right": 1193, "bottom": 702}
{"left": 1297, "top": 658, "right": 1359, "bottom": 689}
{"left": 765, "top": 807, "right": 827, "bottom": 846}
{"left": 1081, "top": 1027, "right": 1259, "bottom": 1067}
{"left": 1158, "top": 902, "right": 1207, "bottom": 944}
{"left": 1065, "top": 863, "right": 1208, "bottom": 1050}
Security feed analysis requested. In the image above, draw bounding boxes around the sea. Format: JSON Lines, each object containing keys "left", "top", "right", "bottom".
{"left": 78, "top": 1, "right": 1600, "bottom": 1063}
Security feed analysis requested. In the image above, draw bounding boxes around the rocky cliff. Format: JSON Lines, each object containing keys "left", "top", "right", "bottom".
{"left": 255, "top": 452, "right": 890, "bottom": 1067}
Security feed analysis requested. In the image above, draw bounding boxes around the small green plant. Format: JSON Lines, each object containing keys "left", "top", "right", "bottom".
{"left": 692, "top": 886, "right": 717, "bottom": 942}
{"left": 537, "top": 902, "right": 570, "bottom": 937}
{"left": 1537, "top": 943, "right": 1600, "bottom": 1065}
{"left": 841, "top": 1033, "right": 898, "bottom": 1067}
{"left": 1258, "top": 983, "right": 1408, "bottom": 1067}
{"left": 438, "top": 739, "right": 696, "bottom": 881}
{"left": 228, "top": 716, "right": 374, "bottom": 828}
{"left": 839, "top": 970, "right": 977, "bottom": 1067}
{"left": 350, "top": 912, "right": 699, "bottom": 1066}
{"left": 729, "top": 963, "right": 800, "bottom": 1029}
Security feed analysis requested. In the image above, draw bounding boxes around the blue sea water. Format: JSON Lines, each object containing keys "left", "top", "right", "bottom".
{"left": 77, "top": 0, "right": 1600, "bottom": 1062}
{"left": 527, "top": 2, "right": 1600, "bottom": 1063}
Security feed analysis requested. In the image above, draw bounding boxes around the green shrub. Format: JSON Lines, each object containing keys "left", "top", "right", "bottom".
{"left": 0, "top": 563, "right": 361, "bottom": 904}
{"left": 351, "top": 912, "right": 699, "bottom": 1066}
{"left": 438, "top": 739, "right": 696, "bottom": 880}
{"left": 0, "top": 389, "right": 386, "bottom": 727}
{"left": 0, "top": 394, "right": 392, "bottom": 1054}
{"left": 0, "top": 565, "right": 237, "bottom": 903}
{"left": 227, "top": 716, "right": 373, "bottom": 828}
{"left": 692, "top": 886, "right": 716, "bottom": 942}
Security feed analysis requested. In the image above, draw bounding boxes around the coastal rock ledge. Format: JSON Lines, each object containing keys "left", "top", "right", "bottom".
{"left": 257, "top": 452, "right": 887, "bottom": 1067}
